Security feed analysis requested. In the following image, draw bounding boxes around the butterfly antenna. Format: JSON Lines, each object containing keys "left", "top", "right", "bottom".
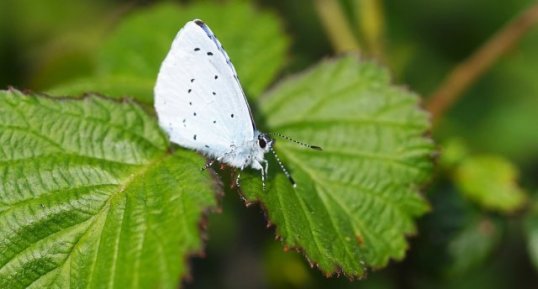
{"left": 270, "top": 147, "right": 296, "bottom": 188}
{"left": 269, "top": 132, "right": 322, "bottom": 150}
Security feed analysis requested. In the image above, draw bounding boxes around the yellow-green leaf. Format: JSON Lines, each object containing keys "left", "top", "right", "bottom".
{"left": 454, "top": 155, "right": 527, "bottom": 213}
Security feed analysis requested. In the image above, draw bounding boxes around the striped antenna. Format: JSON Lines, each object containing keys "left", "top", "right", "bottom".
{"left": 270, "top": 147, "right": 296, "bottom": 187}
{"left": 269, "top": 132, "right": 322, "bottom": 150}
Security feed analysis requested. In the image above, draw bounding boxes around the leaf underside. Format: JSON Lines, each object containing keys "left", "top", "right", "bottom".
{"left": 0, "top": 90, "right": 216, "bottom": 288}
{"left": 241, "top": 56, "right": 434, "bottom": 277}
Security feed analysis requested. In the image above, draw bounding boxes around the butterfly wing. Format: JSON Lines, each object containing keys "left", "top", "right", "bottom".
{"left": 154, "top": 19, "right": 255, "bottom": 159}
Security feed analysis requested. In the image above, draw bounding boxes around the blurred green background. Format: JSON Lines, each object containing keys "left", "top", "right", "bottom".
{"left": 1, "top": 0, "right": 538, "bottom": 288}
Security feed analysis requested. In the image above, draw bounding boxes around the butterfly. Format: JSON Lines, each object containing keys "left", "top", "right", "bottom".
{"left": 154, "top": 19, "right": 320, "bottom": 190}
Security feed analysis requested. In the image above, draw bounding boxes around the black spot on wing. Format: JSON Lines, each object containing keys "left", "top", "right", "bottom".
{"left": 194, "top": 47, "right": 200, "bottom": 51}
{"left": 207, "top": 52, "right": 213, "bottom": 56}
{"left": 193, "top": 134, "right": 197, "bottom": 140}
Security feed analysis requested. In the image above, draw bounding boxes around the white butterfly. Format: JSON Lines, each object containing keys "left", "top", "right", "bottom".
{"left": 154, "top": 19, "right": 320, "bottom": 189}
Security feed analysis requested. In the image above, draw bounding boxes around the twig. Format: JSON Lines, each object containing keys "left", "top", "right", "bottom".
{"left": 426, "top": 2, "right": 538, "bottom": 124}
{"left": 314, "top": 0, "right": 361, "bottom": 53}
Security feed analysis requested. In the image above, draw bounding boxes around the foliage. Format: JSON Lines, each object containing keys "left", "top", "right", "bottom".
{"left": 0, "top": 90, "right": 216, "bottom": 288}
{"left": 454, "top": 155, "right": 527, "bottom": 213}
{"left": 49, "top": 2, "right": 288, "bottom": 103}
{"left": 242, "top": 56, "right": 433, "bottom": 275}
{"left": 1, "top": 0, "right": 538, "bottom": 288}
{"left": 446, "top": 217, "right": 500, "bottom": 276}
{"left": 441, "top": 139, "right": 528, "bottom": 213}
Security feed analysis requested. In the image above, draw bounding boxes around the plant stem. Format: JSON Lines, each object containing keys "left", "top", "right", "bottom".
{"left": 426, "top": 2, "right": 538, "bottom": 124}
{"left": 353, "top": 0, "right": 385, "bottom": 58}
{"left": 314, "top": 0, "right": 361, "bottom": 53}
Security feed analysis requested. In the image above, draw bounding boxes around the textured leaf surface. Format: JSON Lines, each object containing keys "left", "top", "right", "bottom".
{"left": 0, "top": 90, "right": 216, "bottom": 288}
{"left": 454, "top": 155, "right": 527, "bottom": 213}
{"left": 242, "top": 56, "right": 434, "bottom": 277}
{"left": 50, "top": 2, "right": 289, "bottom": 103}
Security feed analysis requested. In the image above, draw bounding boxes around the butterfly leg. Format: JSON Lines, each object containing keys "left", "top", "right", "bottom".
{"left": 261, "top": 160, "right": 269, "bottom": 192}
{"left": 235, "top": 171, "right": 241, "bottom": 189}
{"left": 201, "top": 159, "right": 215, "bottom": 171}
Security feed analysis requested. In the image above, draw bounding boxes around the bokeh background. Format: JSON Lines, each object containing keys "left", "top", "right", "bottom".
{"left": 1, "top": 0, "right": 538, "bottom": 288}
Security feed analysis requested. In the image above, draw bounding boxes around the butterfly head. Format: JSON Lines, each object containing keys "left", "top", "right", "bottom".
{"left": 257, "top": 133, "right": 273, "bottom": 153}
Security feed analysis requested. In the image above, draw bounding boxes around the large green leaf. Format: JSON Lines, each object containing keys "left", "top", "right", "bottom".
{"left": 242, "top": 56, "right": 434, "bottom": 277}
{"left": 50, "top": 2, "right": 289, "bottom": 103}
{"left": 0, "top": 89, "right": 216, "bottom": 288}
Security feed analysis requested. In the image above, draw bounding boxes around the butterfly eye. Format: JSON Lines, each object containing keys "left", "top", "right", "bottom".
{"left": 258, "top": 138, "right": 267, "bottom": 149}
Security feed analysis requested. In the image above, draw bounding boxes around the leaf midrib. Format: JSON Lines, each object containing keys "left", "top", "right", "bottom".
{"left": 281, "top": 148, "right": 409, "bottom": 267}
{"left": 273, "top": 156, "right": 364, "bottom": 273}
{"left": 6, "top": 153, "right": 169, "bottom": 288}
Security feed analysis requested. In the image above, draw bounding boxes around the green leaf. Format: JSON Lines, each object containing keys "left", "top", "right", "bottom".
{"left": 51, "top": 2, "right": 289, "bottom": 103}
{"left": 242, "top": 56, "right": 434, "bottom": 277}
{"left": 48, "top": 75, "right": 155, "bottom": 103}
{"left": 0, "top": 90, "right": 216, "bottom": 288}
{"left": 525, "top": 199, "right": 538, "bottom": 271}
{"left": 446, "top": 217, "right": 500, "bottom": 276}
{"left": 454, "top": 155, "right": 527, "bottom": 213}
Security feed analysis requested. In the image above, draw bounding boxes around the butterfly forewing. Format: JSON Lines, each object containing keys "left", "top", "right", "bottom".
{"left": 155, "top": 20, "right": 255, "bottom": 159}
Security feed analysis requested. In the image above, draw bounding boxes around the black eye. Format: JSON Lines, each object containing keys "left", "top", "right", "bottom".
{"left": 259, "top": 138, "right": 267, "bottom": 149}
